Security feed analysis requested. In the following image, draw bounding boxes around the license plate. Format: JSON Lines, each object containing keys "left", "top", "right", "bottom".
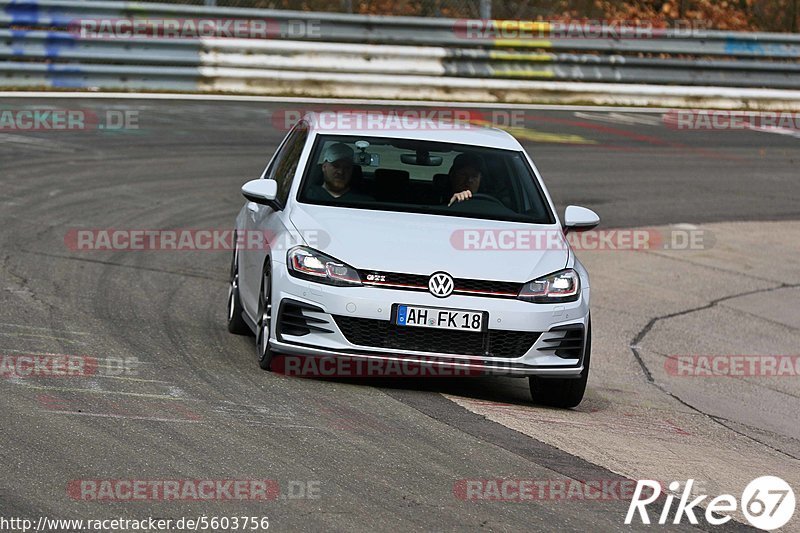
{"left": 394, "top": 304, "right": 486, "bottom": 332}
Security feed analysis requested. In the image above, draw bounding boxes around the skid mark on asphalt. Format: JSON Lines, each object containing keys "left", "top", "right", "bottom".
{"left": 209, "top": 391, "right": 403, "bottom": 432}
{"left": 36, "top": 395, "right": 321, "bottom": 429}
{"left": 0, "top": 321, "right": 90, "bottom": 347}
{"left": 0, "top": 349, "right": 156, "bottom": 366}
{"left": 1, "top": 348, "right": 323, "bottom": 428}
{"left": 2, "top": 351, "right": 191, "bottom": 405}
{"left": 16, "top": 383, "right": 193, "bottom": 400}
{"left": 0, "top": 331, "right": 87, "bottom": 344}
{"left": 83, "top": 374, "right": 169, "bottom": 384}
{"left": 210, "top": 399, "right": 347, "bottom": 430}
{"left": 0, "top": 350, "right": 162, "bottom": 387}
{"left": 0, "top": 133, "right": 79, "bottom": 153}
{"left": 26, "top": 250, "right": 224, "bottom": 281}
{"left": 39, "top": 411, "right": 202, "bottom": 422}
{"left": 0, "top": 322, "right": 91, "bottom": 336}
{"left": 36, "top": 393, "right": 204, "bottom": 423}
{"left": 4, "top": 363, "right": 322, "bottom": 427}
{"left": 210, "top": 401, "right": 301, "bottom": 426}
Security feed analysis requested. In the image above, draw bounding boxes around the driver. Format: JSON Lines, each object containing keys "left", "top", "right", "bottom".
{"left": 447, "top": 152, "right": 483, "bottom": 206}
{"left": 306, "top": 143, "right": 371, "bottom": 201}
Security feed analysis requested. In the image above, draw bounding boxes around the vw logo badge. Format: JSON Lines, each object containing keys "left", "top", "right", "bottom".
{"left": 428, "top": 272, "right": 454, "bottom": 298}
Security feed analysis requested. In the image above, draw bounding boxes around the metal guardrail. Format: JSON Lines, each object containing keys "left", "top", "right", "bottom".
{"left": 1, "top": 0, "right": 799, "bottom": 96}
{"left": 4, "top": 0, "right": 800, "bottom": 53}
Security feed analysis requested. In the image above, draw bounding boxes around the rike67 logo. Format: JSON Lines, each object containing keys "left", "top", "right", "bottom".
{"left": 626, "top": 476, "right": 795, "bottom": 530}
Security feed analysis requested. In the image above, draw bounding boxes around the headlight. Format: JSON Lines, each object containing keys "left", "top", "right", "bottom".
{"left": 287, "top": 246, "right": 361, "bottom": 286}
{"left": 518, "top": 269, "right": 580, "bottom": 303}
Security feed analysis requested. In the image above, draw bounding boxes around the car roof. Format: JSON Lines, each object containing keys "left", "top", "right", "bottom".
{"left": 303, "top": 111, "right": 524, "bottom": 151}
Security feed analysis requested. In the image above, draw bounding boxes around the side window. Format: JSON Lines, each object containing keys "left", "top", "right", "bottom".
{"left": 266, "top": 121, "right": 309, "bottom": 205}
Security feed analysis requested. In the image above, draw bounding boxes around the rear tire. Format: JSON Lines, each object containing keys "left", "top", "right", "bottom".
{"left": 227, "top": 245, "right": 250, "bottom": 335}
{"left": 529, "top": 319, "right": 591, "bottom": 408}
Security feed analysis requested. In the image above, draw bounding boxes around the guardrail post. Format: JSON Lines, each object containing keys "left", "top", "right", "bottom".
{"left": 479, "top": 0, "right": 492, "bottom": 19}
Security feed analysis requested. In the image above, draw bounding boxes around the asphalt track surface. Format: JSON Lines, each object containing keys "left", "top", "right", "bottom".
{"left": 1, "top": 97, "right": 798, "bottom": 532}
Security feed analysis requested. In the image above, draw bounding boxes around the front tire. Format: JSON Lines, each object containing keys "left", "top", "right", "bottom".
{"left": 529, "top": 319, "right": 591, "bottom": 408}
{"left": 227, "top": 246, "right": 250, "bottom": 335}
{"left": 256, "top": 262, "right": 275, "bottom": 371}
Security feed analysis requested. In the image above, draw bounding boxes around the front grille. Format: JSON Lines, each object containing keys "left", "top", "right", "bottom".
{"left": 332, "top": 316, "right": 540, "bottom": 358}
{"left": 361, "top": 271, "right": 428, "bottom": 289}
{"left": 455, "top": 278, "right": 521, "bottom": 296}
{"left": 358, "top": 269, "right": 522, "bottom": 298}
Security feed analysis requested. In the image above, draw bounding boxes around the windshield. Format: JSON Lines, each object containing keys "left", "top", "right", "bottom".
{"left": 297, "top": 135, "right": 555, "bottom": 224}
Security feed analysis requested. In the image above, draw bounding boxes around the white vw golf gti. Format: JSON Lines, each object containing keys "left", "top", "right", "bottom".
{"left": 227, "top": 112, "right": 599, "bottom": 407}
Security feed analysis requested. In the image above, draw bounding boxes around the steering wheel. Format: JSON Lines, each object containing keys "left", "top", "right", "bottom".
{"left": 449, "top": 193, "right": 504, "bottom": 207}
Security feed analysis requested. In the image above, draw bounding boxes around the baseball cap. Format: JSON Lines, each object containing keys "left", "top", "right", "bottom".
{"left": 322, "top": 143, "right": 354, "bottom": 163}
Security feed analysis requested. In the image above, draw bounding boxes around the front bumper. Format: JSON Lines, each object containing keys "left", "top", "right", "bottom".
{"left": 268, "top": 261, "right": 590, "bottom": 377}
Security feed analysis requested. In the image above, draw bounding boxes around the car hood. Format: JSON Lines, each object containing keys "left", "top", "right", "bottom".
{"left": 288, "top": 204, "right": 568, "bottom": 283}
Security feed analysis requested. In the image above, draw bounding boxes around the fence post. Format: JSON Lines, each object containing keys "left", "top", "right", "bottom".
{"left": 479, "top": 0, "right": 492, "bottom": 20}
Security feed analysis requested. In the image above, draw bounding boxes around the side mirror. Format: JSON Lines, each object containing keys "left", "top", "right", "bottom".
{"left": 564, "top": 205, "right": 599, "bottom": 233}
{"left": 242, "top": 179, "right": 281, "bottom": 210}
